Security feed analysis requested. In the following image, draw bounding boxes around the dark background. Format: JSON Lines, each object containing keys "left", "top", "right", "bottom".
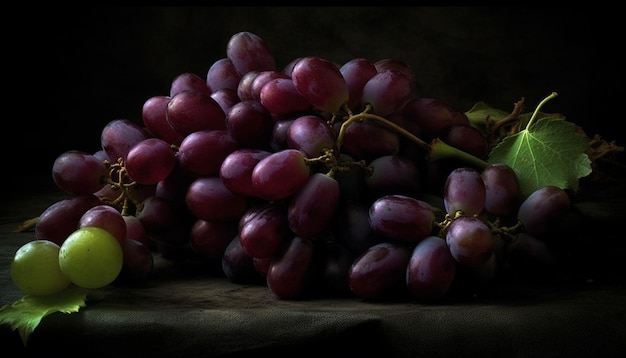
{"left": 6, "top": 6, "right": 623, "bottom": 181}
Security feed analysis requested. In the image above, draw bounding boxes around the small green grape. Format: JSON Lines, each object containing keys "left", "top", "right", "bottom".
{"left": 11, "top": 240, "right": 72, "bottom": 296}
{"left": 59, "top": 227, "right": 123, "bottom": 289}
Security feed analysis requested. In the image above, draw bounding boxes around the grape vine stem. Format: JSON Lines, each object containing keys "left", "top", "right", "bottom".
{"left": 336, "top": 104, "right": 489, "bottom": 169}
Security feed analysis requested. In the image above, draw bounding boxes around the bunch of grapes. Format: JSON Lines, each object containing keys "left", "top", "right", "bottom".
{"left": 12, "top": 31, "right": 576, "bottom": 301}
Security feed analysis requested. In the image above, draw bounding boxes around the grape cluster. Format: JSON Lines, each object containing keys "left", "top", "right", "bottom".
{"left": 16, "top": 31, "right": 573, "bottom": 301}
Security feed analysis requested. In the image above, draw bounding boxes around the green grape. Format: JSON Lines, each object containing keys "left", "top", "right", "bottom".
{"left": 11, "top": 240, "right": 72, "bottom": 296}
{"left": 59, "top": 227, "right": 124, "bottom": 289}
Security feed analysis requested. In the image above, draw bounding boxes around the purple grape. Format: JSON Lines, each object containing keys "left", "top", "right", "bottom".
{"left": 339, "top": 58, "right": 378, "bottom": 111}
{"left": 286, "top": 114, "right": 336, "bottom": 158}
{"left": 288, "top": 173, "right": 340, "bottom": 238}
{"left": 446, "top": 215, "right": 494, "bottom": 267}
{"left": 270, "top": 117, "right": 296, "bottom": 151}
{"left": 142, "top": 95, "right": 185, "bottom": 146}
{"left": 267, "top": 236, "right": 317, "bottom": 299}
{"left": 222, "top": 235, "right": 264, "bottom": 284}
{"left": 226, "top": 99, "right": 273, "bottom": 149}
{"left": 406, "top": 235, "right": 456, "bottom": 300}
{"left": 177, "top": 129, "right": 240, "bottom": 177}
{"left": 444, "top": 123, "right": 489, "bottom": 160}
{"left": 166, "top": 90, "right": 226, "bottom": 137}
{"left": 78, "top": 204, "right": 127, "bottom": 244}
{"left": 125, "top": 138, "right": 177, "bottom": 185}
{"left": 100, "top": 118, "right": 150, "bottom": 163}
{"left": 402, "top": 97, "right": 456, "bottom": 140}
{"left": 348, "top": 242, "right": 412, "bottom": 299}
{"left": 236, "top": 71, "right": 259, "bottom": 101}
{"left": 35, "top": 195, "right": 102, "bottom": 246}
{"left": 239, "top": 203, "right": 292, "bottom": 259}
{"left": 517, "top": 186, "right": 570, "bottom": 236}
{"left": 361, "top": 69, "right": 412, "bottom": 116}
{"left": 249, "top": 70, "right": 289, "bottom": 101}
{"left": 373, "top": 59, "right": 416, "bottom": 86}
{"left": 365, "top": 155, "right": 421, "bottom": 199}
{"left": 251, "top": 149, "right": 311, "bottom": 201}
{"left": 220, "top": 148, "right": 271, "bottom": 197}
{"left": 291, "top": 56, "right": 349, "bottom": 113}
{"left": 205, "top": 57, "right": 241, "bottom": 93}
{"left": 480, "top": 163, "right": 521, "bottom": 217}
{"left": 210, "top": 88, "right": 240, "bottom": 114}
{"left": 226, "top": 31, "right": 276, "bottom": 76}
{"left": 340, "top": 120, "right": 400, "bottom": 161}
{"left": 52, "top": 150, "right": 108, "bottom": 195}
{"left": 443, "top": 167, "right": 486, "bottom": 216}
{"left": 185, "top": 176, "right": 248, "bottom": 223}
{"left": 369, "top": 195, "right": 435, "bottom": 243}
{"left": 259, "top": 77, "right": 311, "bottom": 116}
{"left": 169, "top": 72, "right": 211, "bottom": 97}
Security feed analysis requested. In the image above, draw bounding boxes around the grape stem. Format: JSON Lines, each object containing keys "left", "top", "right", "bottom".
{"left": 336, "top": 106, "right": 431, "bottom": 152}
{"left": 524, "top": 92, "right": 558, "bottom": 131}
{"left": 336, "top": 104, "right": 489, "bottom": 169}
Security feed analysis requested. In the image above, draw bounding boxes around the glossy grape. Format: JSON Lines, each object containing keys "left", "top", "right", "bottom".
{"left": 239, "top": 203, "right": 292, "bottom": 259}
{"left": 78, "top": 204, "right": 127, "bottom": 244}
{"left": 177, "top": 129, "right": 241, "bottom": 177}
{"left": 220, "top": 148, "right": 272, "bottom": 197}
{"left": 267, "top": 236, "right": 317, "bottom": 299}
{"left": 35, "top": 195, "right": 101, "bottom": 245}
{"left": 406, "top": 236, "right": 457, "bottom": 300}
{"left": 251, "top": 149, "right": 311, "bottom": 201}
{"left": 369, "top": 195, "right": 435, "bottom": 243}
{"left": 287, "top": 114, "right": 336, "bottom": 158}
{"left": 291, "top": 56, "right": 349, "bottom": 113}
{"left": 166, "top": 90, "right": 226, "bottom": 136}
{"left": 169, "top": 72, "right": 211, "bottom": 97}
{"left": 446, "top": 216, "right": 494, "bottom": 267}
{"left": 260, "top": 77, "right": 312, "bottom": 116}
{"left": 142, "top": 95, "right": 185, "bottom": 146}
{"left": 339, "top": 57, "right": 378, "bottom": 111}
{"left": 348, "top": 242, "right": 412, "bottom": 299}
{"left": 125, "top": 137, "right": 177, "bottom": 185}
{"left": 443, "top": 167, "right": 486, "bottom": 216}
{"left": 222, "top": 235, "right": 264, "bottom": 284}
{"left": 52, "top": 150, "right": 108, "bottom": 195}
{"left": 11, "top": 240, "right": 71, "bottom": 296}
{"left": 288, "top": 173, "right": 340, "bottom": 238}
{"left": 205, "top": 57, "right": 241, "bottom": 93}
{"left": 226, "top": 31, "right": 276, "bottom": 76}
{"left": 59, "top": 227, "right": 124, "bottom": 289}
{"left": 517, "top": 186, "right": 570, "bottom": 236}
{"left": 226, "top": 99, "right": 273, "bottom": 148}
{"left": 339, "top": 120, "right": 400, "bottom": 162}
{"left": 185, "top": 176, "right": 248, "bottom": 222}
{"left": 444, "top": 124, "right": 489, "bottom": 160}
{"left": 361, "top": 69, "right": 412, "bottom": 117}
{"left": 100, "top": 118, "right": 150, "bottom": 163}
{"left": 480, "top": 163, "right": 521, "bottom": 217}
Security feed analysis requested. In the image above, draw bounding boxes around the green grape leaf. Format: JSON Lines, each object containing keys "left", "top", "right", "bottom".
{"left": 465, "top": 101, "right": 510, "bottom": 132}
{"left": 488, "top": 117, "right": 592, "bottom": 197}
{"left": 0, "top": 286, "right": 88, "bottom": 346}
